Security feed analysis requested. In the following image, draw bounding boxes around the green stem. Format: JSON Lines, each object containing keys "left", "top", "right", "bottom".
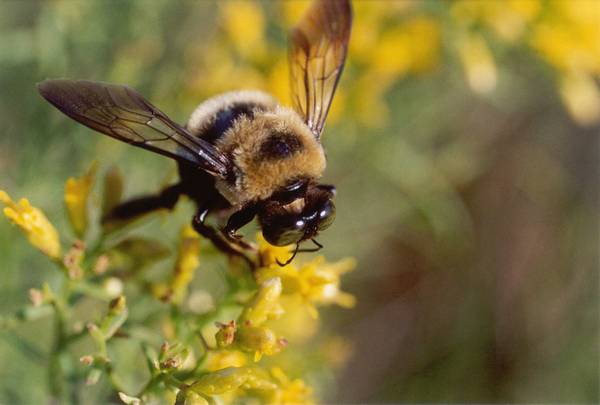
{"left": 48, "top": 299, "right": 67, "bottom": 403}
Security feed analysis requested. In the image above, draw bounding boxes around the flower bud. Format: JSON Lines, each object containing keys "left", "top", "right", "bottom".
{"left": 236, "top": 326, "right": 286, "bottom": 361}
{"left": 240, "top": 277, "right": 283, "bottom": 326}
{"left": 0, "top": 190, "right": 61, "bottom": 260}
{"left": 64, "top": 163, "right": 96, "bottom": 237}
{"left": 215, "top": 320, "right": 236, "bottom": 348}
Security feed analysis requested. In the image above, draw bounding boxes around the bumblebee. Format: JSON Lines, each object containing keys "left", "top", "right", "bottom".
{"left": 37, "top": 0, "right": 352, "bottom": 266}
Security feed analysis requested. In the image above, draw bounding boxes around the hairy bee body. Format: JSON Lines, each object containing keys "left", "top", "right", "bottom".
{"left": 37, "top": 0, "right": 351, "bottom": 262}
{"left": 185, "top": 91, "right": 326, "bottom": 208}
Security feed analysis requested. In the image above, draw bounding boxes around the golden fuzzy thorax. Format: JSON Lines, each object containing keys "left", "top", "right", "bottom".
{"left": 186, "top": 90, "right": 277, "bottom": 136}
{"left": 216, "top": 106, "right": 326, "bottom": 206}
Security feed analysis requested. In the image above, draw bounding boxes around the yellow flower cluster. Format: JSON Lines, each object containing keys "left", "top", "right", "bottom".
{"left": 186, "top": 0, "right": 599, "bottom": 130}
{"left": 257, "top": 236, "right": 356, "bottom": 319}
{"left": 452, "top": 0, "right": 600, "bottom": 125}
{"left": 216, "top": 277, "right": 287, "bottom": 362}
{"left": 180, "top": 236, "right": 355, "bottom": 404}
{"left": 153, "top": 225, "right": 201, "bottom": 304}
{"left": 3, "top": 160, "right": 355, "bottom": 403}
{"left": 531, "top": 0, "right": 600, "bottom": 126}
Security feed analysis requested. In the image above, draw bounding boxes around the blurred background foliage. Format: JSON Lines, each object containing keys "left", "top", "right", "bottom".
{"left": 0, "top": 0, "right": 598, "bottom": 403}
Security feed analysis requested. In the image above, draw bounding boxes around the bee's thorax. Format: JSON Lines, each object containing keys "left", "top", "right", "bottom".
{"left": 186, "top": 91, "right": 326, "bottom": 207}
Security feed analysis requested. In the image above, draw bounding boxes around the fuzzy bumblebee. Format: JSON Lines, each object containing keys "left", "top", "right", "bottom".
{"left": 37, "top": 0, "right": 352, "bottom": 266}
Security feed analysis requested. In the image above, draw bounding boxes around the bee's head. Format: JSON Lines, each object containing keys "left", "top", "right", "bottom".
{"left": 258, "top": 180, "right": 336, "bottom": 247}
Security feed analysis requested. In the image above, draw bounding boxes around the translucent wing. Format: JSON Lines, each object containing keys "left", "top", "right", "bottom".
{"left": 288, "top": 0, "right": 352, "bottom": 139}
{"left": 37, "top": 79, "right": 230, "bottom": 178}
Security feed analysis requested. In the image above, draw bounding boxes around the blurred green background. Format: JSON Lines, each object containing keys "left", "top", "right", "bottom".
{"left": 0, "top": 0, "right": 598, "bottom": 403}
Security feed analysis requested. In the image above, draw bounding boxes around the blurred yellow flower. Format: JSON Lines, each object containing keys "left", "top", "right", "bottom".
{"left": 190, "top": 367, "right": 275, "bottom": 397}
{"left": 559, "top": 72, "right": 600, "bottom": 127}
{"left": 269, "top": 367, "right": 314, "bottom": 405}
{"left": 0, "top": 190, "right": 61, "bottom": 260}
{"left": 219, "top": 1, "right": 266, "bottom": 61}
{"left": 162, "top": 225, "right": 201, "bottom": 304}
{"left": 257, "top": 256, "right": 356, "bottom": 319}
{"left": 532, "top": 0, "right": 600, "bottom": 73}
{"left": 64, "top": 163, "right": 96, "bottom": 237}
{"left": 457, "top": 33, "right": 498, "bottom": 95}
{"left": 371, "top": 16, "right": 440, "bottom": 79}
{"left": 278, "top": 1, "right": 310, "bottom": 28}
{"left": 269, "top": 295, "right": 319, "bottom": 343}
{"left": 320, "top": 336, "right": 353, "bottom": 370}
{"left": 175, "top": 390, "right": 208, "bottom": 405}
{"left": 237, "top": 325, "right": 287, "bottom": 361}
{"left": 530, "top": 0, "right": 600, "bottom": 125}
{"left": 452, "top": 0, "right": 541, "bottom": 42}
{"left": 205, "top": 350, "right": 247, "bottom": 372}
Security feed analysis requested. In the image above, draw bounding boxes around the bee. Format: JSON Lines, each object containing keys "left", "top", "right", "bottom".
{"left": 37, "top": 0, "right": 351, "bottom": 266}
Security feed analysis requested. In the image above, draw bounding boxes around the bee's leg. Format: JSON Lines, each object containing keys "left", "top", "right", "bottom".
{"left": 102, "top": 183, "right": 184, "bottom": 223}
{"left": 192, "top": 207, "right": 256, "bottom": 268}
{"left": 223, "top": 203, "right": 257, "bottom": 250}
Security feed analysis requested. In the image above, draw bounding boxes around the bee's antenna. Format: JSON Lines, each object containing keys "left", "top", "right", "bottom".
{"left": 277, "top": 243, "right": 301, "bottom": 267}
{"left": 298, "top": 238, "right": 323, "bottom": 252}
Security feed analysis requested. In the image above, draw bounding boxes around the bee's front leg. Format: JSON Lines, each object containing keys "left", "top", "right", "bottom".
{"left": 192, "top": 207, "right": 256, "bottom": 269}
{"left": 223, "top": 203, "right": 258, "bottom": 250}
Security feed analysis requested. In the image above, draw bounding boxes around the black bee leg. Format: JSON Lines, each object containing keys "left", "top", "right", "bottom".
{"left": 192, "top": 207, "right": 256, "bottom": 268}
{"left": 223, "top": 203, "right": 257, "bottom": 250}
{"left": 102, "top": 183, "right": 184, "bottom": 223}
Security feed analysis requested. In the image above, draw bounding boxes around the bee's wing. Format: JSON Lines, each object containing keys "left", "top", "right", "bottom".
{"left": 288, "top": 0, "right": 352, "bottom": 139}
{"left": 37, "top": 79, "right": 230, "bottom": 178}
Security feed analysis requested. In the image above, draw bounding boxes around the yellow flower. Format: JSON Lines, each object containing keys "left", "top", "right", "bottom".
{"left": 257, "top": 256, "right": 356, "bottom": 319}
{"left": 190, "top": 367, "right": 275, "bottom": 397}
{"left": 205, "top": 350, "right": 247, "bottom": 372}
{"left": 529, "top": 0, "right": 600, "bottom": 125}
{"left": 269, "top": 367, "right": 314, "bottom": 405}
{"left": 452, "top": 0, "right": 541, "bottom": 42}
{"left": 240, "top": 277, "right": 284, "bottom": 326}
{"left": 531, "top": 2, "right": 600, "bottom": 75}
{"left": 559, "top": 72, "right": 600, "bottom": 127}
{"left": 236, "top": 325, "right": 287, "bottom": 361}
{"left": 257, "top": 233, "right": 294, "bottom": 268}
{"left": 174, "top": 390, "right": 209, "bottom": 405}
{"left": 219, "top": 1, "right": 266, "bottom": 61}
{"left": 64, "top": 163, "right": 97, "bottom": 237}
{"left": 161, "top": 225, "right": 200, "bottom": 304}
{"left": 457, "top": 32, "right": 497, "bottom": 95}
{"left": 267, "top": 295, "right": 319, "bottom": 344}
{"left": 320, "top": 336, "right": 353, "bottom": 370}
{"left": 0, "top": 190, "right": 61, "bottom": 260}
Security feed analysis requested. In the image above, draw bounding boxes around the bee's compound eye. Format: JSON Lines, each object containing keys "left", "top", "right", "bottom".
{"left": 262, "top": 215, "right": 306, "bottom": 246}
{"left": 317, "top": 199, "right": 336, "bottom": 230}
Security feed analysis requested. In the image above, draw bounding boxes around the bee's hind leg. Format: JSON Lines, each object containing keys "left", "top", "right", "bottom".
{"left": 102, "top": 183, "right": 184, "bottom": 224}
{"left": 192, "top": 207, "right": 256, "bottom": 269}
